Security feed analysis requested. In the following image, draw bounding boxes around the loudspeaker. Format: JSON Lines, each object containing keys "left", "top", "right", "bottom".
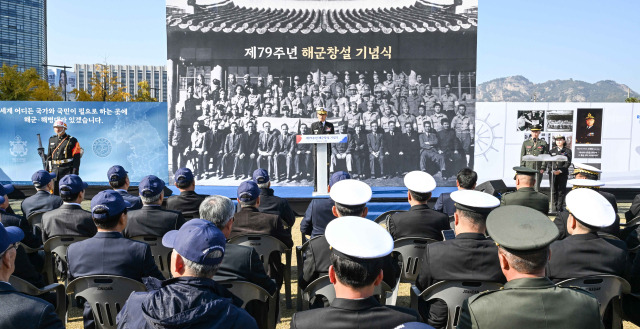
{"left": 475, "top": 180, "right": 507, "bottom": 197}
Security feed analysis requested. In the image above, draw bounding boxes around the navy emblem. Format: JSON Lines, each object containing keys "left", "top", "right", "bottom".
{"left": 92, "top": 137, "right": 112, "bottom": 158}
{"left": 9, "top": 135, "right": 27, "bottom": 157}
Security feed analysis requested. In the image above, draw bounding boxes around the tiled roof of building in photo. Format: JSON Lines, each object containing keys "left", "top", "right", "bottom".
{"left": 167, "top": 0, "right": 477, "bottom": 34}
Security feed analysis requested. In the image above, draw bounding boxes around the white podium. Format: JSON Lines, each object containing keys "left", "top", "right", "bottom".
{"left": 522, "top": 154, "right": 569, "bottom": 213}
{"left": 297, "top": 134, "right": 349, "bottom": 196}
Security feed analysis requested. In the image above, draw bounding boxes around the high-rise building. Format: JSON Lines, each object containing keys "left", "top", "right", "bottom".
{"left": 74, "top": 64, "right": 167, "bottom": 102}
{"left": 0, "top": 0, "right": 47, "bottom": 77}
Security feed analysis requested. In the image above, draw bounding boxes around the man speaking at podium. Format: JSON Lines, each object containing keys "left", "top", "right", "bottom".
{"left": 520, "top": 124, "right": 547, "bottom": 191}
{"left": 311, "top": 107, "right": 334, "bottom": 191}
{"left": 39, "top": 120, "right": 82, "bottom": 195}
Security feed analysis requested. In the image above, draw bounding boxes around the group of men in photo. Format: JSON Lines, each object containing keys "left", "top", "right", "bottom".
{"left": 169, "top": 70, "right": 475, "bottom": 182}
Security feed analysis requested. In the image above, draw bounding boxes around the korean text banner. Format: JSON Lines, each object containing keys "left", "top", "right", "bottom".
{"left": 0, "top": 101, "right": 168, "bottom": 183}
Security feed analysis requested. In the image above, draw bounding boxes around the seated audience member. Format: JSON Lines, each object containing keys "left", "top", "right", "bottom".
{"left": 500, "top": 166, "right": 549, "bottom": 214}
{"left": 116, "top": 219, "right": 258, "bottom": 329}
{"left": 1, "top": 183, "right": 45, "bottom": 287}
{"left": 68, "top": 190, "right": 164, "bottom": 329}
{"left": 547, "top": 188, "right": 628, "bottom": 282}
{"left": 387, "top": 171, "right": 449, "bottom": 241}
{"left": 230, "top": 180, "right": 293, "bottom": 287}
{"left": 123, "top": 175, "right": 185, "bottom": 238}
{"left": 291, "top": 217, "right": 418, "bottom": 328}
{"left": 434, "top": 168, "right": 477, "bottom": 217}
{"left": 457, "top": 206, "right": 603, "bottom": 329}
{"left": 555, "top": 179, "right": 620, "bottom": 240}
{"left": 300, "top": 171, "right": 350, "bottom": 238}
{"left": 253, "top": 168, "right": 296, "bottom": 228}
{"left": 165, "top": 168, "right": 208, "bottom": 218}
{"left": 415, "top": 190, "right": 505, "bottom": 328}
{"left": 107, "top": 165, "right": 142, "bottom": 210}
{"left": 0, "top": 223, "right": 64, "bottom": 329}
{"left": 625, "top": 192, "right": 640, "bottom": 222}
{"left": 20, "top": 170, "right": 62, "bottom": 220}
{"left": 300, "top": 179, "right": 399, "bottom": 294}
{"left": 41, "top": 174, "right": 96, "bottom": 242}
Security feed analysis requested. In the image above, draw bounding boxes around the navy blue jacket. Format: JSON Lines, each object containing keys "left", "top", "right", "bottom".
{"left": 434, "top": 192, "right": 456, "bottom": 217}
{"left": 116, "top": 189, "right": 143, "bottom": 210}
{"left": 67, "top": 231, "right": 164, "bottom": 281}
{"left": 258, "top": 188, "right": 296, "bottom": 228}
{"left": 300, "top": 198, "right": 335, "bottom": 237}
{"left": 0, "top": 282, "right": 63, "bottom": 329}
{"left": 20, "top": 190, "right": 63, "bottom": 220}
{"left": 0, "top": 209, "right": 41, "bottom": 248}
{"left": 117, "top": 277, "right": 258, "bottom": 329}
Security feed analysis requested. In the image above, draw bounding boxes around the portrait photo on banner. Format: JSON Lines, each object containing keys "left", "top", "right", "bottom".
{"left": 165, "top": 0, "right": 478, "bottom": 186}
{"left": 575, "top": 108, "right": 603, "bottom": 145}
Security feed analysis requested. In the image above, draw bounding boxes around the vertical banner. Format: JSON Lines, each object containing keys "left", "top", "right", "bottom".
{"left": 166, "top": 0, "right": 478, "bottom": 186}
{"left": 0, "top": 102, "right": 168, "bottom": 183}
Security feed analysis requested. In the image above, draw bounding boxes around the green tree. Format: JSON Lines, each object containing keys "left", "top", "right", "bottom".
{"left": 0, "top": 64, "right": 59, "bottom": 101}
{"left": 625, "top": 97, "right": 640, "bottom": 103}
{"left": 133, "top": 80, "right": 158, "bottom": 102}
{"left": 70, "top": 63, "right": 130, "bottom": 102}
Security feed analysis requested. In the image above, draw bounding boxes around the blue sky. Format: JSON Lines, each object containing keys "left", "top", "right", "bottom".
{"left": 48, "top": 1, "right": 640, "bottom": 91}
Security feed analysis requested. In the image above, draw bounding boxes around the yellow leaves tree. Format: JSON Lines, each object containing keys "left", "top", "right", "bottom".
{"left": 70, "top": 63, "right": 130, "bottom": 102}
{"left": 30, "top": 79, "right": 63, "bottom": 101}
{"left": 0, "top": 64, "right": 62, "bottom": 101}
{"left": 133, "top": 80, "right": 158, "bottom": 102}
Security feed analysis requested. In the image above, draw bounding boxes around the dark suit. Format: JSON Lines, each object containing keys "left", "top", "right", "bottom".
{"left": 300, "top": 198, "right": 335, "bottom": 237}
{"left": 401, "top": 131, "right": 420, "bottom": 172}
{"left": 290, "top": 296, "right": 418, "bottom": 329}
{"left": 434, "top": 192, "right": 456, "bottom": 217}
{"left": 383, "top": 129, "right": 403, "bottom": 175}
{"left": 0, "top": 282, "right": 64, "bottom": 329}
{"left": 115, "top": 189, "right": 143, "bottom": 210}
{"left": 123, "top": 205, "right": 185, "bottom": 238}
{"left": 500, "top": 187, "right": 549, "bottom": 214}
{"left": 1, "top": 210, "right": 45, "bottom": 284}
{"left": 222, "top": 131, "right": 245, "bottom": 176}
{"left": 68, "top": 231, "right": 165, "bottom": 329}
{"left": 349, "top": 132, "right": 368, "bottom": 176}
{"left": 258, "top": 188, "right": 296, "bottom": 228}
{"left": 165, "top": 190, "right": 208, "bottom": 219}
{"left": 415, "top": 233, "right": 506, "bottom": 328}
{"left": 275, "top": 132, "right": 296, "bottom": 179}
{"left": 257, "top": 130, "right": 279, "bottom": 175}
{"left": 1, "top": 210, "right": 41, "bottom": 248}
{"left": 243, "top": 131, "right": 260, "bottom": 176}
{"left": 367, "top": 131, "right": 385, "bottom": 177}
{"left": 387, "top": 204, "right": 450, "bottom": 241}
{"left": 547, "top": 232, "right": 628, "bottom": 283}
{"left": 230, "top": 206, "right": 293, "bottom": 287}
{"left": 41, "top": 203, "right": 96, "bottom": 242}
{"left": 20, "top": 190, "right": 63, "bottom": 220}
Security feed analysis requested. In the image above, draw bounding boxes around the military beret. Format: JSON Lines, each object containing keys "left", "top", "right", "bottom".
{"left": 487, "top": 205, "right": 558, "bottom": 251}
{"left": 530, "top": 124, "right": 542, "bottom": 131}
{"left": 565, "top": 188, "right": 615, "bottom": 228}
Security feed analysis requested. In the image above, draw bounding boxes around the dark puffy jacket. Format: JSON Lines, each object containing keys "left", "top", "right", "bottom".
{"left": 117, "top": 277, "right": 258, "bottom": 329}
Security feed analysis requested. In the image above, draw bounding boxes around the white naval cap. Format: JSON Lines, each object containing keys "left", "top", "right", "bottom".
{"left": 565, "top": 188, "right": 615, "bottom": 227}
{"left": 325, "top": 216, "right": 394, "bottom": 260}
{"left": 450, "top": 190, "right": 500, "bottom": 214}
{"left": 568, "top": 179, "right": 604, "bottom": 188}
{"left": 330, "top": 179, "right": 372, "bottom": 205}
{"left": 573, "top": 163, "right": 602, "bottom": 175}
{"left": 404, "top": 171, "right": 436, "bottom": 193}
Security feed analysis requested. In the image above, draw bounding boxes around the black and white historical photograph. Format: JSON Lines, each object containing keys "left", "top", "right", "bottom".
{"left": 516, "top": 110, "right": 545, "bottom": 131}
{"left": 546, "top": 110, "right": 574, "bottom": 132}
{"left": 166, "top": 0, "right": 478, "bottom": 186}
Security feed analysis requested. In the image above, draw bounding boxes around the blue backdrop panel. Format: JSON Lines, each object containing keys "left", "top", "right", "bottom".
{"left": 0, "top": 101, "right": 168, "bottom": 183}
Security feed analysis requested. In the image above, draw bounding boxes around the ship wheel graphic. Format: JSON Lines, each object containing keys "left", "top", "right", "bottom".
{"left": 474, "top": 112, "right": 503, "bottom": 162}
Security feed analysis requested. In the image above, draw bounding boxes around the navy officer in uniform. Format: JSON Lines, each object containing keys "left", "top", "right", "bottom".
{"left": 291, "top": 216, "right": 418, "bottom": 329}
{"left": 311, "top": 107, "right": 334, "bottom": 191}
{"left": 457, "top": 205, "right": 604, "bottom": 329}
{"left": 41, "top": 120, "right": 81, "bottom": 195}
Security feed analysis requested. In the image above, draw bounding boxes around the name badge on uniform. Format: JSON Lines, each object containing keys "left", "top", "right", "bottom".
{"left": 526, "top": 146, "right": 532, "bottom": 149}
{"left": 326, "top": 127, "right": 331, "bottom": 132}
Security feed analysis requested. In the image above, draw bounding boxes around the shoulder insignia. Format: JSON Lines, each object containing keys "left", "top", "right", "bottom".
{"left": 467, "top": 287, "right": 504, "bottom": 304}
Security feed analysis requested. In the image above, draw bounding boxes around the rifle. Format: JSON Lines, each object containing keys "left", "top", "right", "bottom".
{"left": 36, "top": 134, "right": 47, "bottom": 170}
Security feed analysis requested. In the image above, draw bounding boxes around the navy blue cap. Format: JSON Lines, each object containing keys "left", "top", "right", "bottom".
{"left": 330, "top": 171, "right": 351, "bottom": 187}
{"left": 174, "top": 168, "right": 194, "bottom": 184}
{"left": 0, "top": 223, "right": 23, "bottom": 254}
{"left": 162, "top": 218, "right": 226, "bottom": 266}
{"left": 139, "top": 175, "right": 165, "bottom": 197}
{"left": 59, "top": 175, "right": 87, "bottom": 195}
{"left": 0, "top": 183, "right": 14, "bottom": 196}
{"left": 252, "top": 168, "right": 270, "bottom": 184}
{"left": 107, "top": 165, "right": 128, "bottom": 182}
{"left": 237, "top": 181, "right": 260, "bottom": 202}
{"left": 31, "top": 170, "right": 56, "bottom": 188}
{"left": 91, "top": 190, "right": 132, "bottom": 220}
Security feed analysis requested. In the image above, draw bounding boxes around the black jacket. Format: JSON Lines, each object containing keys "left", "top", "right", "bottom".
{"left": 0, "top": 282, "right": 63, "bottom": 329}
{"left": 291, "top": 296, "right": 418, "bottom": 329}
{"left": 117, "top": 277, "right": 258, "bottom": 329}
{"left": 20, "top": 190, "right": 63, "bottom": 220}
{"left": 165, "top": 190, "right": 208, "bottom": 218}
{"left": 41, "top": 203, "right": 96, "bottom": 242}
{"left": 310, "top": 121, "right": 335, "bottom": 135}
{"left": 214, "top": 244, "right": 277, "bottom": 295}
{"left": 1, "top": 210, "right": 41, "bottom": 248}
{"left": 299, "top": 198, "right": 335, "bottom": 237}
{"left": 123, "top": 205, "right": 186, "bottom": 238}
{"left": 229, "top": 207, "right": 293, "bottom": 248}
{"left": 115, "top": 189, "right": 143, "bottom": 210}
{"left": 257, "top": 188, "right": 296, "bottom": 228}
{"left": 387, "top": 204, "right": 450, "bottom": 241}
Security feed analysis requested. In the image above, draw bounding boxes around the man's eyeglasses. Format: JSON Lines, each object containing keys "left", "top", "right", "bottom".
{"left": 0, "top": 243, "right": 19, "bottom": 258}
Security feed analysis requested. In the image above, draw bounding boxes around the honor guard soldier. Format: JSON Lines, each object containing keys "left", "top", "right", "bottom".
{"left": 500, "top": 167, "right": 549, "bottom": 214}
{"left": 43, "top": 120, "right": 81, "bottom": 195}
{"left": 457, "top": 205, "right": 604, "bottom": 329}
{"left": 292, "top": 217, "right": 418, "bottom": 329}
{"left": 520, "top": 124, "right": 547, "bottom": 191}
